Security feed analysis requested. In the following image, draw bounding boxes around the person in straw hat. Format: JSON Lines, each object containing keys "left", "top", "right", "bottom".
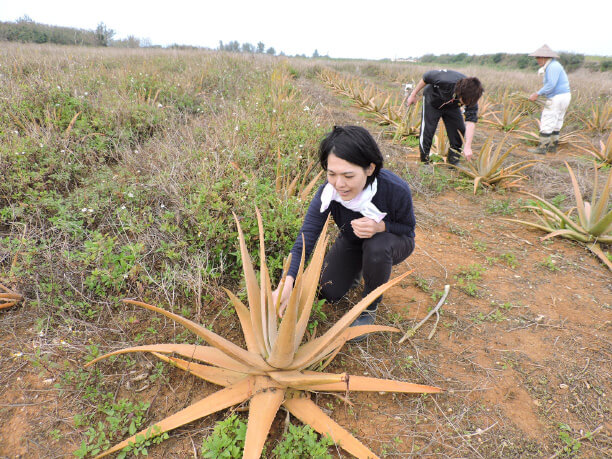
{"left": 528, "top": 44, "right": 571, "bottom": 154}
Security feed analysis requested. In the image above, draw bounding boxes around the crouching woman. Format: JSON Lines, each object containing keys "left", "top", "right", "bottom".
{"left": 273, "top": 125, "right": 415, "bottom": 334}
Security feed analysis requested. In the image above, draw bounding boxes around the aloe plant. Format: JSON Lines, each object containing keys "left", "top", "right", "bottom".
{"left": 451, "top": 135, "right": 540, "bottom": 194}
{"left": 85, "top": 210, "right": 441, "bottom": 458}
{"left": 515, "top": 119, "right": 581, "bottom": 148}
{"left": 0, "top": 283, "right": 22, "bottom": 310}
{"left": 575, "top": 133, "right": 612, "bottom": 166}
{"left": 505, "top": 162, "right": 612, "bottom": 270}
{"left": 481, "top": 93, "right": 531, "bottom": 132}
{"left": 581, "top": 99, "right": 612, "bottom": 133}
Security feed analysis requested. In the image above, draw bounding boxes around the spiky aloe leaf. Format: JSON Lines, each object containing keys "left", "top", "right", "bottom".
{"left": 152, "top": 353, "right": 246, "bottom": 387}
{"left": 283, "top": 396, "right": 380, "bottom": 459}
{"left": 300, "top": 371, "right": 442, "bottom": 393}
{"left": 122, "top": 300, "right": 274, "bottom": 371}
{"left": 232, "top": 212, "right": 267, "bottom": 356}
{"left": 243, "top": 376, "right": 286, "bottom": 459}
{"left": 94, "top": 376, "right": 256, "bottom": 458}
{"left": 290, "top": 270, "right": 413, "bottom": 370}
{"left": 84, "top": 343, "right": 256, "bottom": 374}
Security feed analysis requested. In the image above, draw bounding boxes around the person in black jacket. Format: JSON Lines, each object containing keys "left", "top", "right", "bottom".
{"left": 272, "top": 126, "right": 415, "bottom": 336}
{"left": 405, "top": 70, "right": 483, "bottom": 164}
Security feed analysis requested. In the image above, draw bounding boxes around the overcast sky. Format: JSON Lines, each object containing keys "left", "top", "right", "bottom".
{"left": 1, "top": 0, "right": 610, "bottom": 59}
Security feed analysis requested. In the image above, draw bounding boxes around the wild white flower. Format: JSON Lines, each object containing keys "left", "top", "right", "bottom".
{"left": 88, "top": 208, "right": 94, "bottom": 213}
{"left": 39, "top": 143, "right": 44, "bottom": 148}
{"left": 121, "top": 205, "right": 126, "bottom": 210}
{"left": 303, "top": 106, "right": 310, "bottom": 111}
{"left": 299, "top": 144, "right": 303, "bottom": 148}
{"left": 160, "top": 204, "right": 165, "bottom": 208}
{"left": 84, "top": 92, "right": 88, "bottom": 95}
{"left": 235, "top": 126, "right": 239, "bottom": 131}
{"left": 81, "top": 208, "right": 88, "bottom": 212}
{"left": 60, "top": 150, "right": 65, "bottom": 153}
{"left": 57, "top": 86, "right": 61, "bottom": 90}
{"left": 127, "top": 192, "right": 134, "bottom": 198}
{"left": 157, "top": 103, "right": 163, "bottom": 108}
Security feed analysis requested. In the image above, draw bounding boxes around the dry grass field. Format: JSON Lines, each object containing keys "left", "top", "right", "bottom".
{"left": 0, "top": 44, "right": 610, "bottom": 458}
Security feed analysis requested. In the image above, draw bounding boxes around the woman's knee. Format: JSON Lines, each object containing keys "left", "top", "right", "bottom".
{"left": 362, "top": 235, "right": 393, "bottom": 266}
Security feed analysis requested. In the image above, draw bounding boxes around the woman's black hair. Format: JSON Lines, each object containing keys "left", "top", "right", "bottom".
{"left": 318, "top": 125, "right": 383, "bottom": 187}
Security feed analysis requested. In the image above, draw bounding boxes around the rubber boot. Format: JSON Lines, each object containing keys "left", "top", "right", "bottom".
{"left": 528, "top": 133, "right": 551, "bottom": 155}
{"left": 547, "top": 131, "right": 559, "bottom": 153}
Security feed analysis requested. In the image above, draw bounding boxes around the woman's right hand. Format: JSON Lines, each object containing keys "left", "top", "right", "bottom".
{"left": 272, "top": 276, "right": 295, "bottom": 318}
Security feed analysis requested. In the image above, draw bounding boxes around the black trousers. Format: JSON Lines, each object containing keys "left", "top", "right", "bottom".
{"left": 320, "top": 232, "right": 415, "bottom": 311}
{"left": 419, "top": 94, "right": 465, "bottom": 163}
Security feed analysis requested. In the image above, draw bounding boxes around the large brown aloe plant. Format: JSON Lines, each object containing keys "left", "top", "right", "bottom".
{"left": 505, "top": 162, "right": 612, "bottom": 270}
{"left": 0, "top": 283, "right": 22, "bottom": 310}
{"left": 85, "top": 210, "right": 441, "bottom": 458}
{"left": 450, "top": 135, "right": 540, "bottom": 194}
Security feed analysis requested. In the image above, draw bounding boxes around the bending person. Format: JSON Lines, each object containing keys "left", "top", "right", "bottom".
{"left": 273, "top": 125, "right": 415, "bottom": 338}
{"left": 405, "top": 70, "right": 483, "bottom": 165}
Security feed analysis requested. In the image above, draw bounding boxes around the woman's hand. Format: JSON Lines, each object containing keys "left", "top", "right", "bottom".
{"left": 529, "top": 92, "right": 539, "bottom": 102}
{"left": 351, "top": 217, "right": 385, "bottom": 239}
{"left": 272, "top": 276, "right": 294, "bottom": 318}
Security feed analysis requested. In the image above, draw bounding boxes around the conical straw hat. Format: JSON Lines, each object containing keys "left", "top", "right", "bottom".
{"left": 528, "top": 44, "right": 559, "bottom": 58}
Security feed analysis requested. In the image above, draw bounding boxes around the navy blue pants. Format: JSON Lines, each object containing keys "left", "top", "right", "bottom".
{"left": 320, "top": 232, "right": 414, "bottom": 311}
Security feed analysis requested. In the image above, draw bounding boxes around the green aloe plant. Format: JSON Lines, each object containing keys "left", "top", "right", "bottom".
{"left": 451, "top": 135, "right": 540, "bottom": 194}
{"left": 505, "top": 162, "right": 612, "bottom": 270}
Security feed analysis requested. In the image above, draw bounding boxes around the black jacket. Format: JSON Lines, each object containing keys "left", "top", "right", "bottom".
{"left": 423, "top": 69, "right": 479, "bottom": 123}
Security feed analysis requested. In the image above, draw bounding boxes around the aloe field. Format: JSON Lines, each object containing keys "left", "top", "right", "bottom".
{"left": 0, "top": 43, "right": 611, "bottom": 458}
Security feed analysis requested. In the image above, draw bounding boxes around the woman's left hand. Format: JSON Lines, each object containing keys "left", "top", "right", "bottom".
{"left": 351, "top": 217, "right": 385, "bottom": 239}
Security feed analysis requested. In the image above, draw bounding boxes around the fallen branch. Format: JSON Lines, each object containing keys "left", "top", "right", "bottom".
{"left": 399, "top": 284, "right": 450, "bottom": 343}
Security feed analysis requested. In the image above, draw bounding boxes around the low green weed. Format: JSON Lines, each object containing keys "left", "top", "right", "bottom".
{"left": 541, "top": 255, "right": 560, "bottom": 272}
{"left": 455, "top": 263, "right": 484, "bottom": 297}
{"left": 557, "top": 423, "right": 581, "bottom": 457}
{"left": 201, "top": 414, "right": 247, "bottom": 458}
{"left": 272, "top": 423, "right": 333, "bottom": 459}
{"left": 73, "top": 396, "right": 151, "bottom": 458}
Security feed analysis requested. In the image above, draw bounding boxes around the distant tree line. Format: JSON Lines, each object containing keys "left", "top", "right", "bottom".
{"left": 0, "top": 16, "right": 148, "bottom": 48}
{"left": 418, "top": 52, "right": 612, "bottom": 73}
{"left": 218, "top": 40, "right": 277, "bottom": 56}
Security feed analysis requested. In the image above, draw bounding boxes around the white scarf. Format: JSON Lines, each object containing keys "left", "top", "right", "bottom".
{"left": 537, "top": 58, "right": 552, "bottom": 76}
{"left": 319, "top": 179, "right": 387, "bottom": 223}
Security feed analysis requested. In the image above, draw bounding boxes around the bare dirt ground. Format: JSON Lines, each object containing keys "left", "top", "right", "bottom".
{"left": 0, "top": 75, "right": 610, "bottom": 458}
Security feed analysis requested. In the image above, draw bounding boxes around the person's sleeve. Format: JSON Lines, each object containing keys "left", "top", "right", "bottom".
{"left": 464, "top": 103, "right": 479, "bottom": 123}
{"left": 288, "top": 185, "right": 329, "bottom": 278}
{"left": 383, "top": 185, "right": 415, "bottom": 238}
{"left": 538, "top": 65, "right": 560, "bottom": 97}
{"left": 423, "top": 70, "right": 438, "bottom": 85}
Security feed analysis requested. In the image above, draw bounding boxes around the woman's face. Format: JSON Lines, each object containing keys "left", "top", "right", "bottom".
{"left": 326, "top": 153, "right": 375, "bottom": 201}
